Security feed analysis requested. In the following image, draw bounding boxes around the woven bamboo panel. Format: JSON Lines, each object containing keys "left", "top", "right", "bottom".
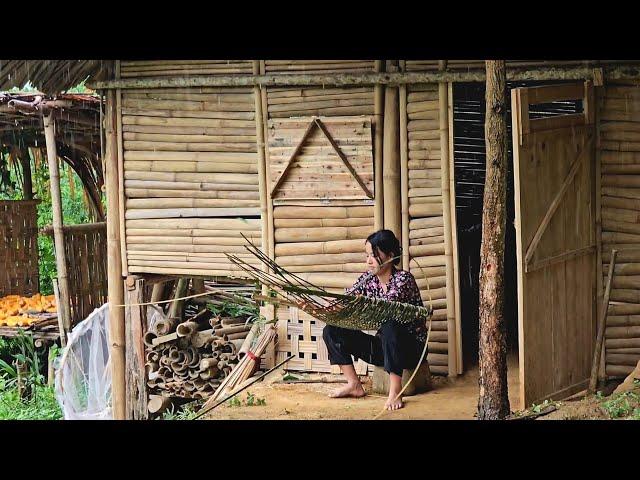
{"left": 599, "top": 82, "right": 640, "bottom": 377}
{"left": 121, "top": 86, "right": 261, "bottom": 277}
{"left": 264, "top": 60, "right": 375, "bottom": 75}
{"left": 0, "top": 200, "right": 39, "bottom": 296}
{"left": 46, "top": 223, "right": 108, "bottom": 326}
{"left": 120, "top": 60, "right": 253, "bottom": 78}
{"left": 272, "top": 203, "right": 375, "bottom": 374}
{"left": 268, "top": 116, "right": 374, "bottom": 201}
{"left": 274, "top": 306, "right": 370, "bottom": 375}
{"left": 405, "top": 84, "right": 450, "bottom": 375}
{"left": 266, "top": 86, "right": 374, "bottom": 118}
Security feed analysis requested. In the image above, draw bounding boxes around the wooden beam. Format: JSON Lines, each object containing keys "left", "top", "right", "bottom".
{"left": 43, "top": 113, "right": 72, "bottom": 336}
{"left": 105, "top": 89, "right": 127, "bottom": 420}
{"left": 88, "top": 66, "right": 627, "bottom": 90}
{"left": 525, "top": 245, "right": 595, "bottom": 273}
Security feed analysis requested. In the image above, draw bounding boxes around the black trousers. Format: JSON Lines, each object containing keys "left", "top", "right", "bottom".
{"left": 322, "top": 321, "right": 425, "bottom": 377}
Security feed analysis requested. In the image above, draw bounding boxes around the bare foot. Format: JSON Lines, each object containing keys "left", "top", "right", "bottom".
{"left": 328, "top": 382, "right": 366, "bottom": 399}
{"left": 385, "top": 389, "right": 404, "bottom": 410}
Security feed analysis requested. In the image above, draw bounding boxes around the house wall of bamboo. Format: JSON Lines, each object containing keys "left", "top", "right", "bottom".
{"left": 119, "top": 60, "right": 263, "bottom": 278}
{"left": 598, "top": 82, "right": 640, "bottom": 378}
{"left": 112, "top": 59, "right": 640, "bottom": 380}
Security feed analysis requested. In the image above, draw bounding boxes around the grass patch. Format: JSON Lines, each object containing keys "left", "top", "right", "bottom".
{"left": 0, "top": 381, "right": 62, "bottom": 420}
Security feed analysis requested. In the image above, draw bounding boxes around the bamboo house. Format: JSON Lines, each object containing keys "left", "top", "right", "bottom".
{"left": 3, "top": 59, "right": 640, "bottom": 417}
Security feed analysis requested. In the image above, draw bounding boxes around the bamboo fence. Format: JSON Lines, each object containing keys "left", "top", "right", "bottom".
{"left": 0, "top": 200, "right": 39, "bottom": 296}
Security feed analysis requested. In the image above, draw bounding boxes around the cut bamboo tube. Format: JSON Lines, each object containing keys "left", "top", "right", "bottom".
{"left": 176, "top": 321, "right": 199, "bottom": 337}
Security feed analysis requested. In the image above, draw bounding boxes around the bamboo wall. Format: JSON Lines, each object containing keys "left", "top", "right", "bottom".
{"left": 120, "top": 61, "right": 253, "bottom": 78}
{"left": 0, "top": 200, "right": 39, "bottom": 296}
{"left": 264, "top": 61, "right": 377, "bottom": 373}
{"left": 121, "top": 82, "right": 262, "bottom": 277}
{"left": 405, "top": 85, "right": 450, "bottom": 375}
{"left": 599, "top": 83, "right": 640, "bottom": 377}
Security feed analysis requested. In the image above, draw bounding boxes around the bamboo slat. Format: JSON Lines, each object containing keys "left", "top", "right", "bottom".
{"left": 0, "top": 201, "right": 39, "bottom": 296}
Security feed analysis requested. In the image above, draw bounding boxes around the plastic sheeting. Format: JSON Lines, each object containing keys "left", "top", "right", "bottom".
{"left": 54, "top": 303, "right": 112, "bottom": 420}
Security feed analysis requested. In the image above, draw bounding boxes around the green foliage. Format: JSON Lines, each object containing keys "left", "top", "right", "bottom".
{"left": 0, "top": 381, "right": 62, "bottom": 420}
{"left": 226, "top": 391, "right": 266, "bottom": 408}
{"left": 601, "top": 390, "right": 640, "bottom": 419}
{"left": 160, "top": 401, "right": 201, "bottom": 420}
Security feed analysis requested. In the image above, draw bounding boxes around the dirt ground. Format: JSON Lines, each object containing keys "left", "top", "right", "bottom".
{"left": 202, "top": 358, "right": 521, "bottom": 420}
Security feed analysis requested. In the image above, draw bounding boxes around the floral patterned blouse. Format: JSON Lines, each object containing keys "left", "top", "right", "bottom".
{"left": 345, "top": 267, "right": 427, "bottom": 344}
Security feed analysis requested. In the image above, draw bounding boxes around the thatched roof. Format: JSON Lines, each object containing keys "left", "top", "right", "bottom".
{"left": 0, "top": 91, "right": 104, "bottom": 220}
{"left": 0, "top": 60, "right": 109, "bottom": 94}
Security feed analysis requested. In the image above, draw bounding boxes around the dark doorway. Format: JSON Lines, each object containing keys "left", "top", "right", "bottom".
{"left": 452, "top": 81, "right": 583, "bottom": 369}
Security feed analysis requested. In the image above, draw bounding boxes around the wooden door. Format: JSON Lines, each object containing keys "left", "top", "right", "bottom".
{"left": 511, "top": 82, "right": 596, "bottom": 408}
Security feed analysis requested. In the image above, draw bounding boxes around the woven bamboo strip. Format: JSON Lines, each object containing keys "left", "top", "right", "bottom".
{"left": 125, "top": 179, "right": 257, "bottom": 192}
{"left": 409, "top": 203, "right": 444, "bottom": 217}
{"left": 126, "top": 236, "right": 261, "bottom": 246}
{"left": 274, "top": 239, "right": 364, "bottom": 256}
{"left": 125, "top": 207, "right": 259, "bottom": 220}
{"left": 123, "top": 141, "right": 257, "bottom": 152}
{"left": 274, "top": 226, "right": 370, "bottom": 242}
{"left": 125, "top": 218, "right": 260, "bottom": 229}
{"left": 126, "top": 198, "right": 259, "bottom": 209}
{"left": 276, "top": 252, "right": 365, "bottom": 267}
{"left": 273, "top": 217, "right": 372, "bottom": 228}
{"left": 125, "top": 189, "right": 258, "bottom": 200}
{"left": 124, "top": 160, "right": 258, "bottom": 174}
{"left": 124, "top": 171, "right": 258, "bottom": 184}
{"left": 410, "top": 235, "right": 446, "bottom": 246}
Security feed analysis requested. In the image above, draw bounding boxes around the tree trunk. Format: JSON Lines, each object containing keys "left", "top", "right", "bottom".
{"left": 478, "top": 60, "right": 510, "bottom": 420}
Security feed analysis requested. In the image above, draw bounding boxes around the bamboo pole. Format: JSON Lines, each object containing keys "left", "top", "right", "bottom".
{"left": 19, "top": 147, "right": 33, "bottom": 200}
{"left": 104, "top": 89, "right": 126, "bottom": 420}
{"left": 439, "top": 82, "right": 457, "bottom": 377}
{"left": 448, "top": 83, "right": 462, "bottom": 374}
{"left": 43, "top": 113, "right": 72, "bottom": 335}
{"left": 374, "top": 60, "right": 384, "bottom": 231}
{"left": 116, "top": 61, "right": 129, "bottom": 276}
{"left": 383, "top": 73, "right": 401, "bottom": 239}
{"left": 589, "top": 249, "right": 617, "bottom": 393}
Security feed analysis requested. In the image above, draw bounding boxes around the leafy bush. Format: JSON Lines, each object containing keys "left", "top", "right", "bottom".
{"left": 0, "top": 381, "right": 62, "bottom": 420}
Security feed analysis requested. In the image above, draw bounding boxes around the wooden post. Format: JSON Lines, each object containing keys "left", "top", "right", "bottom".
{"left": 439, "top": 82, "right": 457, "bottom": 377}
{"left": 125, "top": 277, "right": 148, "bottom": 419}
{"left": 115, "top": 60, "right": 129, "bottom": 277}
{"left": 374, "top": 60, "right": 385, "bottom": 232}
{"left": 383, "top": 67, "right": 401, "bottom": 239}
{"left": 43, "top": 113, "right": 72, "bottom": 335}
{"left": 169, "top": 278, "right": 189, "bottom": 319}
{"left": 477, "top": 60, "right": 510, "bottom": 420}
{"left": 104, "top": 89, "right": 127, "bottom": 420}
{"left": 399, "top": 85, "right": 409, "bottom": 271}
{"left": 19, "top": 147, "right": 33, "bottom": 200}
{"left": 589, "top": 249, "right": 617, "bottom": 393}
{"left": 594, "top": 86, "right": 605, "bottom": 380}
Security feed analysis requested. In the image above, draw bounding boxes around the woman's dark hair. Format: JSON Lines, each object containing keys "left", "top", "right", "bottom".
{"left": 366, "top": 229, "right": 402, "bottom": 266}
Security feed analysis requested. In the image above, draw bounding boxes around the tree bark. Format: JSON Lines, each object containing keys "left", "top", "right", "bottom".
{"left": 478, "top": 60, "right": 510, "bottom": 420}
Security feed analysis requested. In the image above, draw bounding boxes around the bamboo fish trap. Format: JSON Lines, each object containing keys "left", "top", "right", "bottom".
{"left": 227, "top": 236, "right": 433, "bottom": 331}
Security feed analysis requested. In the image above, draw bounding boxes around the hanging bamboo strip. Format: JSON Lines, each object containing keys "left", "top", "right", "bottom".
{"left": 0, "top": 201, "right": 39, "bottom": 296}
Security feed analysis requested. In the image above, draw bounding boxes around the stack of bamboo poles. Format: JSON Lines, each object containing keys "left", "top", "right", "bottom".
{"left": 600, "top": 83, "right": 640, "bottom": 377}
{"left": 145, "top": 310, "right": 259, "bottom": 401}
{"left": 266, "top": 85, "right": 374, "bottom": 119}
{"left": 120, "top": 60, "right": 253, "bottom": 78}
{"left": 405, "top": 84, "right": 449, "bottom": 375}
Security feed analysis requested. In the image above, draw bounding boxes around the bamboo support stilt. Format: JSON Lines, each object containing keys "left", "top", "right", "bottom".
{"left": 374, "top": 60, "right": 385, "bottom": 231}
{"left": 43, "top": 113, "right": 72, "bottom": 338}
{"left": 104, "top": 89, "right": 127, "bottom": 420}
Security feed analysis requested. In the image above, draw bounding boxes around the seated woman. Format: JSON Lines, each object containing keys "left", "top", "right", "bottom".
{"left": 322, "top": 229, "right": 427, "bottom": 411}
